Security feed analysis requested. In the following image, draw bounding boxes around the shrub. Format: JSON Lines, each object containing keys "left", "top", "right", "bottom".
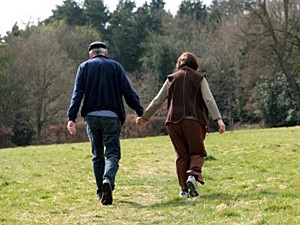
{"left": 0, "top": 127, "right": 14, "bottom": 148}
{"left": 47, "top": 116, "right": 167, "bottom": 144}
{"left": 11, "top": 125, "right": 34, "bottom": 146}
{"left": 121, "top": 115, "right": 167, "bottom": 138}
{"left": 48, "top": 120, "right": 89, "bottom": 144}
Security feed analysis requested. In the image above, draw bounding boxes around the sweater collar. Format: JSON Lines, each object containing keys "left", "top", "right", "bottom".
{"left": 92, "top": 54, "right": 108, "bottom": 59}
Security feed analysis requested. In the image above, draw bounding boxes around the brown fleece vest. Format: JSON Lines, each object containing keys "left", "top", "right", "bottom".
{"left": 166, "top": 67, "right": 209, "bottom": 127}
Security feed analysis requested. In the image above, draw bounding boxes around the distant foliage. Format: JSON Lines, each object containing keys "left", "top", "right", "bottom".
{"left": 252, "top": 74, "right": 299, "bottom": 127}
{"left": 48, "top": 120, "right": 89, "bottom": 144}
{"left": 0, "top": 127, "right": 14, "bottom": 148}
{"left": 0, "top": 0, "right": 300, "bottom": 147}
{"left": 121, "top": 115, "right": 167, "bottom": 138}
{"left": 46, "top": 116, "right": 167, "bottom": 145}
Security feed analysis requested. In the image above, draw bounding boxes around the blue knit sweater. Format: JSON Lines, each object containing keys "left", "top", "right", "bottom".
{"left": 67, "top": 55, "right": 144, "bottom": 125}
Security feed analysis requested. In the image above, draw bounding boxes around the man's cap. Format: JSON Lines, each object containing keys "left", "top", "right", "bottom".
{"left": 88, "top": 41, "right": 107, "bottom": 51}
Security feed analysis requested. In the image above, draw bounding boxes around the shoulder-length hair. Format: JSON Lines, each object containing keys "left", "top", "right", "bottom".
{"left": 176, "top": 52, "right": 198, "bottom": 71}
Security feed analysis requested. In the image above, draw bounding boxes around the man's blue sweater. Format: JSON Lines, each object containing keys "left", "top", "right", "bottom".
{"left": 67, "top": 55, "right": 143, "bottom": 125}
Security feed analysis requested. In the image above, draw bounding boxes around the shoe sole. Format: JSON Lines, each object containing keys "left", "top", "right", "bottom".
{"left": 187, "top": 181, "right": 199, "bottom": 197}
{"left": 179, "top": 192, "right": 189, "bottom": 198}
{"left": 101, "top": 182, "right": 113, "bottom": 205}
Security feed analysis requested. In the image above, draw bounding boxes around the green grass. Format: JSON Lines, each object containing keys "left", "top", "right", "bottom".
{"left": 0, "top": 127, "right": 299, "bottom": 225}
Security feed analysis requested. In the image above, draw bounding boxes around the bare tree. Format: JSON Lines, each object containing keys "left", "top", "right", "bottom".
{"left": 243, "top": 0, "right": 300, "bottom": 110}
{"left": 13, "top": 30, "right": 74, "bottom": 143}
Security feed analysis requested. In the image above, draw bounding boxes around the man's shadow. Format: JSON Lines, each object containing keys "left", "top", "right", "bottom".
{"left": 116, "top": 191, "right": 233, "bottom": 209}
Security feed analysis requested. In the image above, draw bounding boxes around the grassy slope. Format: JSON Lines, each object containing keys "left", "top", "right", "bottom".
{"left": 0, "top": 127, "right": 299, "bottom": 225}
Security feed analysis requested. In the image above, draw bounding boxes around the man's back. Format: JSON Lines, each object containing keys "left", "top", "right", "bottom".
{"left": 68, "top": 53, "right": 143, "bottom": 125}
{"left": 80, "top": 55, "right": 124, "bottom": 115}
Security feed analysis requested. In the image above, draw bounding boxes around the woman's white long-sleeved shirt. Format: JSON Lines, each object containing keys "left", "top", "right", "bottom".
{"left": 142, "top": 78, "right": 222, "bottom": 121}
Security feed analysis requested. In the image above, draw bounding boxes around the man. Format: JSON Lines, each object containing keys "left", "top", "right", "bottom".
{"left": 67, "top": 41, "right": 144, "bottom": 205}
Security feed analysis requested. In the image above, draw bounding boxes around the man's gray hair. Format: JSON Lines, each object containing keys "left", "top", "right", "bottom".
{"left": 89, "top": 47, "right": 106, "bottom": 56}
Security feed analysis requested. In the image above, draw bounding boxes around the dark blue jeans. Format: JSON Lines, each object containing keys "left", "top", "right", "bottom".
{"left": 85, "top": 115, "right": 121, "bottom": 199}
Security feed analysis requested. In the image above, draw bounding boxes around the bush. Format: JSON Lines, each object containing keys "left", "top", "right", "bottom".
{"left": 252, "top": 74, "right": 299, "bottom": 127}
{"left": 48, "top": 120, "right": 89, "bottom": 144}
{"left": 121, "top": 115, "right": 167, "bottom": 138}
{"left": 47, "top": 116, "right": 167, "bottom": 144}
{"left": 11, "top": 126, "right": 34, "bottom": 146}
{"left": 0, "top": 127, "right": 14, "bottom": 148}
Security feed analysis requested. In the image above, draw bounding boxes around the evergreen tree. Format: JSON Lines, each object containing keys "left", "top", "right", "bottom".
{"left": 107, "top": 0, "right": 137, "bottom": 72}
{"left": 46, "top": 0, "right": 85, "bottom": 26}
{"left": 83, "top": 0, "right": 110, "bottom": 37}
{"left": 178, "top": 0, "right": 207, "bottom": 24}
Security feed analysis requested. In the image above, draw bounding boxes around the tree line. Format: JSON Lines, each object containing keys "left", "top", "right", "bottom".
{"left": 0, "top": 0, "right": 299, "bottom": 147}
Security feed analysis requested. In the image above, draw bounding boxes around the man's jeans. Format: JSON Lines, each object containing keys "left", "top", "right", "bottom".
{"left": 85, "top": 115, "right": 121, "bottom": 199}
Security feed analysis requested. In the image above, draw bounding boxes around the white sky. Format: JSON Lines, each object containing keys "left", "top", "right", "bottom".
{"left": 0, "top": 0, "right": 212, "bottom": 37}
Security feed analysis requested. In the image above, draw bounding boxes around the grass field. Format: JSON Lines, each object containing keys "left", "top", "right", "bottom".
{"left": 0, "top": 126, "right": 299, "bottom": 225}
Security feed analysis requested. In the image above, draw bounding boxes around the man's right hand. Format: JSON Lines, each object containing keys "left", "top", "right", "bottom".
{"left": 67, "top": 121, "right": 77, "bottom": 135}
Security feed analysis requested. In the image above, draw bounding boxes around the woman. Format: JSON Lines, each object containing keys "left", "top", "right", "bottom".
{"left": 136, "top": 52, "right": 225, "bottom": 198}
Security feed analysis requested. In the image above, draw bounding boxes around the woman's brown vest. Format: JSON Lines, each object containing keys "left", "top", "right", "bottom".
{"left": 166, "top": 67, "right": 209, "bottom": 127}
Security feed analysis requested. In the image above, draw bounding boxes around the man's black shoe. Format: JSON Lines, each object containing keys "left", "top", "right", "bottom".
{"left": 101, "top": 178, "right": 113, "bottom": 205}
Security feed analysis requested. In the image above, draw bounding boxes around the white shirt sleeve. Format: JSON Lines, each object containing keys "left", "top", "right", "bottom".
{"left": 201, "top": 78, "right": 222, "bottom": 120}
{"left": 143, "top": 80, "right": 168, "bottom": 120}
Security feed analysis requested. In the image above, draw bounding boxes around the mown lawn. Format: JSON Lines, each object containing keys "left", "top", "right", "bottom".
{"left": 0, "top": 126, "right": 299, "bottom": 224}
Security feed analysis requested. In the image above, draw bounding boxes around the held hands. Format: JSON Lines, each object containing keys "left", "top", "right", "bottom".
{"left": 136, "top": 117, "right": 226, "bottom": 134}
{"left": 217, "top": 119, "right": 226, "bottom": 134}
{"left": 136, "top": 117, "right": 148, "bottom": 126}
{"left": 67, "top": 121, "right": 77, "bottom": 135}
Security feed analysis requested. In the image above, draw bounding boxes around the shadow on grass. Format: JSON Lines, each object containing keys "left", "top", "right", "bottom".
{"left": 117, "top": 200, "right": 145, "bottom": 208}
{"left": 116, "top": 189, "right": 280, "bottom": 209}
{"left": 200, "top": 192, "right": 233, "bottom": 201}
{"left": 200, "top": 189, "right": 280, "bottom": 202}
{"left": 118, "top": 198, "right": 197, "bottom": 208}
{"left": 149, "top": 198, "right": 201, "bottom": 208}
{"left": 117, "top": 193, "right": 232, "bottom": 209}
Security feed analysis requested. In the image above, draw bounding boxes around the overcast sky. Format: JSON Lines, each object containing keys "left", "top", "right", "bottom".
{"left": 0, "top": 0, "right": 212, "bottom": 37}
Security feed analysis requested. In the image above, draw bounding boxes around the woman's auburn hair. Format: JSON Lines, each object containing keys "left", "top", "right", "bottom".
{"left": 176, "top": 52, "right": 198, "bottom": 71}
